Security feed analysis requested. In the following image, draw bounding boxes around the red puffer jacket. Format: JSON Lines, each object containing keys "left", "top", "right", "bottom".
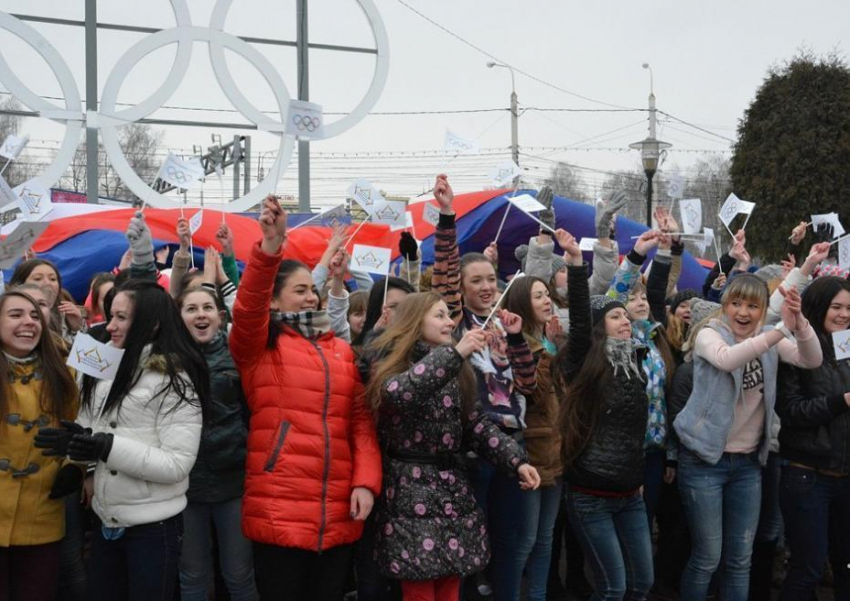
{"left": 231, "top": 242, "right": 382, "bottom": 552}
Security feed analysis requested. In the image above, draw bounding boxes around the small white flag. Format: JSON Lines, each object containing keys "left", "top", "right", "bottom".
{"left": 510, "top": 194, "right": 547, "bottom": 213}
{"left": 158, "top": 153, "right": 205, "bottom": 190}
{"left": 832, "top": 328, "right": 850, "bottom": 361}
{"left": 351, "top": 244, "right": 392, "bottom": 276}
{"left": 489, "top": 161, "right": 523, "bottom": 188}
{"left": 189, "top": 209, "right": 204, "bottom": 235}
{"left": 348, "top": 179, "right": 385, "bottom": 214}
{"left": 679, "top": 198, "right": 703, "bottom": 235}
{"left": 838, "top": 236, "right": 850, "bottom": 270}
{"left": 0, "top": 220, "right": 50, "bottom": 269}
{"left": 444, "top": 130, "right": 480, "bottom": 155}
{"left": 422, "top": 203, "right": 441, "bottom": 226}
{"left": 0, "top": 134, "right": 29, "bottom": 161}
{"left": 698, "top": 227, "right": 716, "bottom": 254}
{"left": 667, "top": 174, "right": 685, "bottom": 200}
{"left": 286, "top": 100, "right": 324, "bottom": 140}
{"left": 372, "top": 200, "right": 407, "bottom": 231}
{"left": 14, "top": 180, "right": 53, "bottom": 221}
{"left": 811, "top": 212, "right": 845, "bottom": 239}
{"left": 579, "top": 237, "right": 598, "bottom": 251}
{"left": 719, "top": 193, "right": 756, "bottom": 227}
{"left": 0, "top": 174, "right": 17, "bottom": 208}
{"left": 67, "top": 333, "right": 125, "bottom": 380}
{"left": 405, "top": 211, "right": 415, "bottom": 230}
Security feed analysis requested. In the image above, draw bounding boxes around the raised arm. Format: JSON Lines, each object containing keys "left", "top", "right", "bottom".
{"left": 125, "top": 211, "right": 158, "bottom": 283}
{"left": 216, "top": 222, "right": 240, "bottom": 287}
{"left": 170, "top": 217, "right": 192, "bottom": 298}
{"left": 230, "top": 196, "right": 287, "bottom": 370}
{"left": 430, "top": 175, "right": 462, "bottom": 325}
{"left": 606, "top": 230, "right": 659, "bottom": 301}
{"left": 397, "top": 232, "right": 422, "bottom": 292}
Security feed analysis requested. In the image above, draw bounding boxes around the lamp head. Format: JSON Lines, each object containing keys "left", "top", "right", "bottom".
{"left": 486, "top": 62, "right": 496, "bottom": 68}
{"left": 642, "top": 62, "right": 650, "bottom": 69}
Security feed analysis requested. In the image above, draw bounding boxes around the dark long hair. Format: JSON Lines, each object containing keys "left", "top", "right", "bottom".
{"left": 502, "top": 275, "right": 550, "bottom": 339}
{"left": 554, "top": 319, "right": 612, "bottom": 467}
{"left": 266, "top": 259, "right": 321, "bottom": 348}
{"left": 80, "top": 280, "right": 210, "bottom": 419}
{"left": 353, "top": 276, "right": 415, "bottom": 347}
{"left": 801, "top": 276, "right": 850, "bottom": 360}
{"left": 10, "top": 259, "right": 63, "bottom": 308}
{"left": 0, "top": 291, "right": 78, "bottom": 423}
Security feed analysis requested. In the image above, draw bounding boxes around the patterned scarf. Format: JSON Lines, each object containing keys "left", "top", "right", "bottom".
{"left": 632, "top": 319, "right": 668, "bottom": 448}
{"left": 604, "top": 337, "right": 642, "bottom": 379}
{"left": 271, "top": 310, "right": 331, "bottom": 340}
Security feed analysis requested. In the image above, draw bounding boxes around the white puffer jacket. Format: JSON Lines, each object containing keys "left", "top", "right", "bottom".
{"left": 76, "top": 348, "right": 202, "bottom": 528}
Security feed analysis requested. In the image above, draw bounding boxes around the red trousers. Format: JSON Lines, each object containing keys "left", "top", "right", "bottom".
{"left": 400, "top": 576, "right": 461, "bottom": 601}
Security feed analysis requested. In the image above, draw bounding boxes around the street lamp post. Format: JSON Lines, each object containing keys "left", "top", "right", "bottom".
{"left": 630, "top": 63, "right": 670, "bottom": 227}
{"left": 487, "top": 62, "right": 519, "bottom": 166}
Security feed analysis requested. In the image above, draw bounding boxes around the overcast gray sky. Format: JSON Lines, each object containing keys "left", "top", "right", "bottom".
{"left": 0, "top": 0, "right": 847, "bottom": 207}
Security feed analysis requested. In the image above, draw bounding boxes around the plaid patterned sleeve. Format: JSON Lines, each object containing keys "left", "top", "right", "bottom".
{"left": 505, "top": 332, "right": 537, "bottom": 395}
{"left": 432, "top": 213, "right": 463, "bottom": 325}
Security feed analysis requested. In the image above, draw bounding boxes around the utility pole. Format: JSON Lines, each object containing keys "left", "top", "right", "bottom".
{"left": 296, "top": 0, "right": 310, "bottom": 211}
{"left": 487, "top": 62, "right": 519, "bottom": 166}
{"left": 84, "top": 0, "right": 99, "bottom": 204}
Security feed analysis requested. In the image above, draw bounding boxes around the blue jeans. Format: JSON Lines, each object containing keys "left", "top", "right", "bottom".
{"left": 515, "top": 479, "right": 563, "bottom": 601}
{"left": 88, "top": 513, "right": 183, "bottom": 601}
{"left": 179, "top": 498, "right": 258, "bottom": 601}
{"left": 678, "top": 449, "right": 762, "bottom": 601}
{"left": 468, "top": 451, "right": 526, "bottom": 601}
{"left": 565, "top": 487, "right": 654, "bottom": 601}
{"left": 779, "top": 465, "right": 850, "bottom": 601}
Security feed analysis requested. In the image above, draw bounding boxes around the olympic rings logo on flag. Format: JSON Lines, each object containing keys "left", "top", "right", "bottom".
{"left": 0, "top": 0, "right": 389, "bottom": 212}
{"left": 293, "top": 114, "right": 321, "bottom": 132}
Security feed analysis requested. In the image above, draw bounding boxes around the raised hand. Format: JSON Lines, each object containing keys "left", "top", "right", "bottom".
{"left": 779, "top": 285, "right": 804, "bottom": 332}
{"left": 330, "top": 249, "right": 350, "bottom": 279}
{"left": 781, "top": 254, "right": 796, "bottom": 279}
{"left": 634, "top": 230, "right": 660, "bottom": 256}
{"left": 177, "top": 218, "right": 191, "bottom": 250}
{"left": 498, "top": 309, "right": 523, "bottom": 335}
{"left": 433, "top": 174, "right": 454, "bottom": 213}
{"left": 596, "top": 190, "right": 628, "bottom": 239}
{"left": 554, "top": 229, "right": 582, "bottom": 265}
{"left": 483, "top": 242, "right": 498, "bottom": 265}
{"left": 789, "top": 221, "right": 808, "bottom": 245}
{"left": 399, "top": 231, "right": 418, "bottom": 261}
{"left": 202, "top": 247, "right": 221, "bottom": 285}
{"left": 259, "top": 195, "right": 287, "bottom": 254}
{"left": 215, "top": 223, "right": 235, "bottom": 256}
{"left": 455, "top": 328, "right": 488, "bottom": 358}
{"left": 58, "top": 301, "right": 84, "bottom": 332}
{"left": 125, "top": 211, "right": 154, "bottom": 265}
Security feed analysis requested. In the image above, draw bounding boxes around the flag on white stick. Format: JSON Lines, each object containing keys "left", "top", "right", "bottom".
{"left": 14, "top": 180, "right": 53, "bottom": 221}
{"left": 838, "top": 235, "right": 850, "bottom": 270}
{"left": 444, "top": 130, "right": 481, "bottom": 155}
{"left": 679, "top": 198, "right": 702, "bottom": 234}
{"left": 286, "top": 100, "right": 325, "bottom": 140}
{"left": 0, "top": 220, "right": 49, "bottom": 269}
{"left": 348, "top": 179, "right": 385, "bottom": 214}
{"left": 489, "top": 161, "right": 523, "bottom": 188}
{"left": 0, "top": 174, "right": 17, "bottom": 208}
{"left": 481, "top": 271, "right": 524, "bottom": 329}
{"left": 832, "top": 328, "right": 850, "bottom": 361}
{"left": 667, "top": 174, "right": 685, "bottom": 200}
{"left": 372, "top": 200, "right": 407, "bottom": 231}
{"left": 719, "top": 193, "right": 755, "bottom": 230}
{"left": 422, "top": 203, "right": 441, "bottom": 226}
{"left": 579, "top": 238, "right": 598, "bottom": 251}
{"left": 189, "top": 210, "right": 204, "bottom": 235}
{"left": 351, "top": 244, "right": 392, "bottom": 276}
{"left": 158, "top": 153, "right": 205, "bottom": 190}
{"left": 67, "top": 333, "right": 125, "bottom": 380}
{"left": 509, "top": 194, "right": 547, "bottom": 213}
{"left": 0, "top": 134, "right": 29, "bottom": 160}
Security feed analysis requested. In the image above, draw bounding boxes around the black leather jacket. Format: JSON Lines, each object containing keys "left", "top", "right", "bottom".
{"left": 560, "top": 264, "right": 648, "bottom": 492}
{"left": 776, "top": 350, "right": 850, "bottom": 474}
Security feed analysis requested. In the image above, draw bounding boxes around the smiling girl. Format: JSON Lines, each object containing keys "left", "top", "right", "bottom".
{"left": 673, "top": 274, "right": 822, "bottom": 601}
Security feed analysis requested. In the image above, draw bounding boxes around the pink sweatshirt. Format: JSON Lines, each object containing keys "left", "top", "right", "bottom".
{"left": 695, "top": 322, "right": 822, "bottom": 454}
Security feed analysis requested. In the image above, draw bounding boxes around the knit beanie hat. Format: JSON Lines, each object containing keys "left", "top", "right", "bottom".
{"left": 514, "top": 244, "right": 566, "bottom": 275}
{"left": 667, "top": 288, "right": 699, "bottom": 313}
{"left": 813, "top": 262, "right": 850, "bottom": 280}
{"left": 754, "top": 264, "right": 783, "bottom": 284}
{"left": 591, "top": 295, "right": 625, "bottom": 327}
{"left": 689, "top": 297, "right": 720, "bottom": 326}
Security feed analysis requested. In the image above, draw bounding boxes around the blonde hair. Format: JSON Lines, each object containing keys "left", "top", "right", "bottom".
{"left": 721, "top": 274, "right": 769, "bottom": 313}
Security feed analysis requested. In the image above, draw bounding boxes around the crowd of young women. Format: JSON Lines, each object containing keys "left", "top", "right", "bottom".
{"left": 0, "top": 176, "right": 848, "bottom": 601}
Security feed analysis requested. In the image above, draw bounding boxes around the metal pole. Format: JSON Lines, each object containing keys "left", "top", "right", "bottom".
{"left": 232, "top": 135, "right": 241, "bottom": 201}
{"left": 510, "top": 90, "right": 519, "bottom": 166}
{"left": 243, "top": 135, "right": 251, "bottom": 195}
{"left": 296, "top": 0, "right": 310, "bottom": 211}
{"left": 84, "top": 0, "right": 99, "bottom": 204}
{"left": 645, "top": 170, "right": 655, "bottom": 227}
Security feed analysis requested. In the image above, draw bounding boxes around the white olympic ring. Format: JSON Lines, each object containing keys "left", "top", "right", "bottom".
{"left": 0, "top": 0, "right": 389, "bottom": 212}
{"left": 293, "top": 114, "right": 321, "bottom": 132}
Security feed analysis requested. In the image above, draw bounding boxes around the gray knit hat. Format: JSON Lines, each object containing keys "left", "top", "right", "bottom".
{"left": 514, "top": 244, "right": 566, "bottom": 275}
{"left": 590, "top": 295, "right": 625, "bottom": 326}
{"left": 754, "top": 264, "right": 783, "bottom": 284}
{"left": 689, "top": 297, "right": 721, "bottom": 326}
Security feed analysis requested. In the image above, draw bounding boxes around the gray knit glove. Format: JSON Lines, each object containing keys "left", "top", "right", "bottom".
{"left": 126, "top": 211, "right": 154, "bottom": 266}
{"left": 596, "top": 190, "right": 628, "bottom": 239}
{"left": 537, "top": 186, "right": 555, "bottom": 232}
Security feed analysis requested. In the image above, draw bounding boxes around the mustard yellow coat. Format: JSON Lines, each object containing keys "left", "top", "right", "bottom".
{"left": 0, "top": 359, "right": 77, "bottom": 547}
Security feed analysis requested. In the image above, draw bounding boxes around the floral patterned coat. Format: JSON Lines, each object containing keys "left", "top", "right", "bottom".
{"left": 374, "top": 343, "right": 527, "bottom": 581}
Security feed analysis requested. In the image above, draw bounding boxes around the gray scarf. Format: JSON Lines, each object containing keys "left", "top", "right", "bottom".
{"left": 604, "top": 337, "right": 641, "bottom": 379}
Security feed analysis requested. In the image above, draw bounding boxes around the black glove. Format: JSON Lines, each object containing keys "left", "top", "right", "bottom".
{"left": 68, "top": 432, "right": 114, "bottom": 463}
{"left": 398, "top": 232, "right": 418, "bottom": 261}
{"left": 34, "top": 420, "right": 89, "bottom": 457}
{"left": 49, "top": 464, "right": 84, "bottom": 499}
{"left": 815, "top": 222, "right": 835, "bottom": 243}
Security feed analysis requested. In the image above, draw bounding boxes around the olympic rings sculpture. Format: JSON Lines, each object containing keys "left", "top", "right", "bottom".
{"left": 0, "top": 0, "right": 389, "bottom": 211}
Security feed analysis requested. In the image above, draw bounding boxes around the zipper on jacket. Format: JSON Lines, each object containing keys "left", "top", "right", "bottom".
{"left": 264, "top": 421, "right": 291, "bottom": 472}
{"left": 310, "top": 340, "right": 333, "bottom": 554}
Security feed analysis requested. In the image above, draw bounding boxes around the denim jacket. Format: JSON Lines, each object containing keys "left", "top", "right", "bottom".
{"left": 673, "top": 319, "right": 779, "bottom": 466}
